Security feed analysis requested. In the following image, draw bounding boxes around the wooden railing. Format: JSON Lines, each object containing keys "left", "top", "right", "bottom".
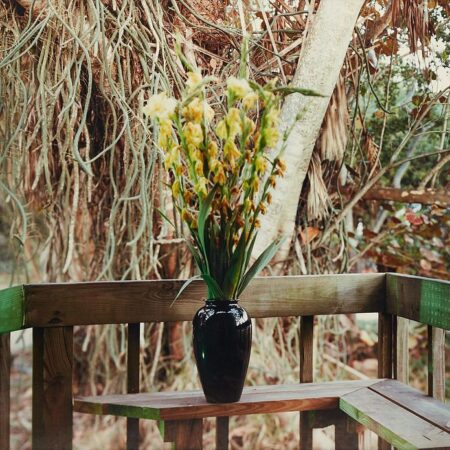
{"left": 0, "top": 273, "right": 448, "bottom": 449}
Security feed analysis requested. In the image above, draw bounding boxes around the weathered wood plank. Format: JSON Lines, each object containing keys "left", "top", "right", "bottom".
{"left": 74, "top": 380, "right": 380, "bottom": 421}
{"left": 378, "top": 313, "right": 393, "bottom": 379}
{"left": 427, "top": 326, "right": 445, "bottom": 402}
{"left": 386, "top": 274, "right": 450, "bottom": 330}
{"left": 0, "top": 286, "right": 24, "bottom": 333}
{"left": 396, "top": 318, "right": 409, "bottom": 383}
{"left": 370, "top": 379, "right": 450, "bottom": 433}
{"left": 32, "top": 327, "right": 73, "bottom": 450}
{"left": 299, "top": 316, "right": 314, "bottom": 450}
{"left": 164, "top": 419, "right": 203, "bottom": 450}
{"left": 24, "top": 274, "right": 385, "bottom": 327}
{"left": 127, "top": 323, "right": 140, "bottom": 450}
{"left": 0, "top": 333, "right": 10, "bottom": 450}
{"left": 340, "top": 388, "right": 450, "bottom": 449}
{"left": 216, "top": 416, "right": 229, "bottom": 450}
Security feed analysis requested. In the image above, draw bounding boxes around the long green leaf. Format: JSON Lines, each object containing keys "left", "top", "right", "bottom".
{"left": 155, "top": 208, "right": 175, "bottom": 228}
{"left": 273, "top": 87, "right": 325, "bottom": 97}
{"left": 222, "top": 231, "right": 248, "bottom": 298}
{"left": 185, "top": 240, "right": 205, "bottom": 273}
{"left": 197, "top": 187, "right": 216, "bottom": 263}
{"left": 170, "top": 274, "right": 202, "bottom": 307}
{"left": 202, "top": 273, "right": 226, "bottom": 300}
{"left": 237, "top": 236, "right": 287, "bottom": 297}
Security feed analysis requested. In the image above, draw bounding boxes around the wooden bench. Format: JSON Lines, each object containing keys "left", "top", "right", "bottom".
{"left": 1, "top": 273, "right": 449, "bottom": 449}
{"left": 74, "top": 379, "right": 380, "bottom": 449}
{"left": 341, "top": 379, "right": 450, "bottom": 449}
{"left": 74, "top": 379, "right": 450, "bottom": 449}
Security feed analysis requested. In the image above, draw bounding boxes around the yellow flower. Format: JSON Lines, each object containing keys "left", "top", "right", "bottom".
{"left": 251, "top": 178, "right": 260, "bottom": 192}
{"left": 209, "top": 158, "right": 220, "bottom": 173}
{"left": 172, "top": 179, "right": 181, "bottom": 197}
{"left": 182, "top": 98, "right": 203, "bottom": 123}
{"left": 195, "top": 160, "right": 204, "bottom": 176}
{"left": 158, "top": 119, "right": 173, "bottom": 148}
{"left": 164, "top": 145, "right": 180, "bottom": 169}
{"left": 255, "top": 155, "right": 267, "bottom": 174}
{"left": 226, "top": 108, "right": 242, "bottom": 138}
{"left": 195, "top": 177, "right": 208, "bottom": 197}
{"left": 186, "top": 71, "right": 203, "bottom": 91}
{"left": 227, "top": 77, "right": 253, "bottom": 99}
{"left": 242, "top": 92, "right": 258, "bottom": 110}
{"left": 213, "top": 167, "right": 226, "bottom": 185}
{"left": 143, "top": 92, "right": 177, "bottom": 121}
{"left": 184, "top": 122, "right": 203, "bottom": 147}
{"left": 243, "top": 198, "right": 252, "bottom": 213}
{"left": 216, "top": 120, "right": 227, "bottom": 140}
{"left": 181, "top": 208, "right": 193, "bottom": 223}
{"left": 183, "top": 98, "right": 215, "bottom": 124}
{"left": 264, "top": 127, "right": 279, "bottom": 148}
{"left": 224, "top": 140, "right": 240, "bottom": 160}
{"left": 207, "top": 141, "right": 218, "bottom": 159}
{"left": 266, "top": 107, "right": 280, "bottom": 127}
{"left": 243, "top": 116, "right": 256, "bottom": 135}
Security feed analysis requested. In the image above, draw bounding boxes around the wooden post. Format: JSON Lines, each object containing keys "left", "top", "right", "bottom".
{"left": 427, "top": 326, "right": 445, "bottom": 401}
{"left": 0, "top": 333, "right": 10, "bottom": 450}
{"left": 127, "top": 323, "right": 140, "bottom": 450}
{"left": 395, "top": 318, "right": 409, "bottom": 383}
{"left": 299, "top": 315, "right": 314, "bottom": 450}
{"left": 164, "top": 419, "right": 203, "bottom": 450}
{"left": 378, "top": 313, "right": 393, "bottom": 450}
{"left": 32, "top": 327, "right": 73, "bottom": 450}
{"left": 334, "top": 412, "right": 359, "bottom": 450}
{"left": 216, "top": 416, "right": 229, "bottom": 450}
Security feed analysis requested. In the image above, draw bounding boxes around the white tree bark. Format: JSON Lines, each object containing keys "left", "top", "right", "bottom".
{"left": 253, "top": 0, "right": 365, "bottom": 259}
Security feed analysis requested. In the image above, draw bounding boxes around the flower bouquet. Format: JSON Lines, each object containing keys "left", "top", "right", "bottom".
{"left": 144, "top": 68, "right": 290, "bottom": 402}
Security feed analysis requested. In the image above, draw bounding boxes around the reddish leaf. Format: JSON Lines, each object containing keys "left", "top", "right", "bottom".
{"left": 405, "top": 212, "right": 423, "bottom": 226}
{"left": 300, "top": 227, "right": 320, "bottom": 244}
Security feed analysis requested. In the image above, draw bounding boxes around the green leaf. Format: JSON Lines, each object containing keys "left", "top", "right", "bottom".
{"left": 170, "top": 275, "right": 202, "bottom": 307}
{"left": 202, "top": 273, "right": 227, "bottom": 300}
{"left": 222, "top": 231, "right": 248, "bottom": 298}
{"left": 185, "top": 240, "right": 205, "bottom": 273}
{"left": 197, "top": 187, "right": 217, "bottom": 262}
{"left": 155, "top": 208, "right": 175, "bottom": 228}
{"left": 237, "top": 236, "right": 287, "bottom": 297}
{"left": 272, "top": 87, "right": 325, "bottom": 97}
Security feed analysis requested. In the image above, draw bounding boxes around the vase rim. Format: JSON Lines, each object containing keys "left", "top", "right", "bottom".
{"left": 205, "top": 298, "right": 239, "bottom": 303}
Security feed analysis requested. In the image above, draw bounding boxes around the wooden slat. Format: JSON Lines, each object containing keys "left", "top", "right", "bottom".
{"left": 378, "top": 313, "right": 394, "bottom": 379}
{"left": 216, "top": 416, "right": 229, "bottom": 450}
{"left": 370, "top": 379, "right": 450, "bottom": 433}
{"left": 32, "top": 327, "right": 73, "bottom": 450}
{"left": 299, "top": 316, "right": 314, "bottom": 450}
{"left": 23, "top": 274, "right": 386, "bottom": 327}
{"left": 74, "top": 380, "right": 381, "bottom": 421}
{"left": 396, "top": 317, "right": 409, "bottom": 383}
{"left": 0, "top": 286, "right": 24, "bottom": 333}
{"left": 428, "top": 326, "right": 446, "bottom": 402}
{"left": 340, "top": 388, "right": 450, "bottom": 449}
{"left": 127, "top": 323, "right": 140, "bottom": 450}
{"left": 386, "top": 274, "right": 450, "bottom": 330}
{"left": 0, "top": 333, "right": 10, "bottom": 450}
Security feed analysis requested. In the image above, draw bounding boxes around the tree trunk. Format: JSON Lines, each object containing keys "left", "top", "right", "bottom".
{"left": 253, "top": 0, "right": 365, "bottom": 259}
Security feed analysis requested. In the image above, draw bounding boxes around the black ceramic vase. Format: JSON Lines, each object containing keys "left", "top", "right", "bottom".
{"left": 193, "top": 300, "right": 252, "bottom": 403}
